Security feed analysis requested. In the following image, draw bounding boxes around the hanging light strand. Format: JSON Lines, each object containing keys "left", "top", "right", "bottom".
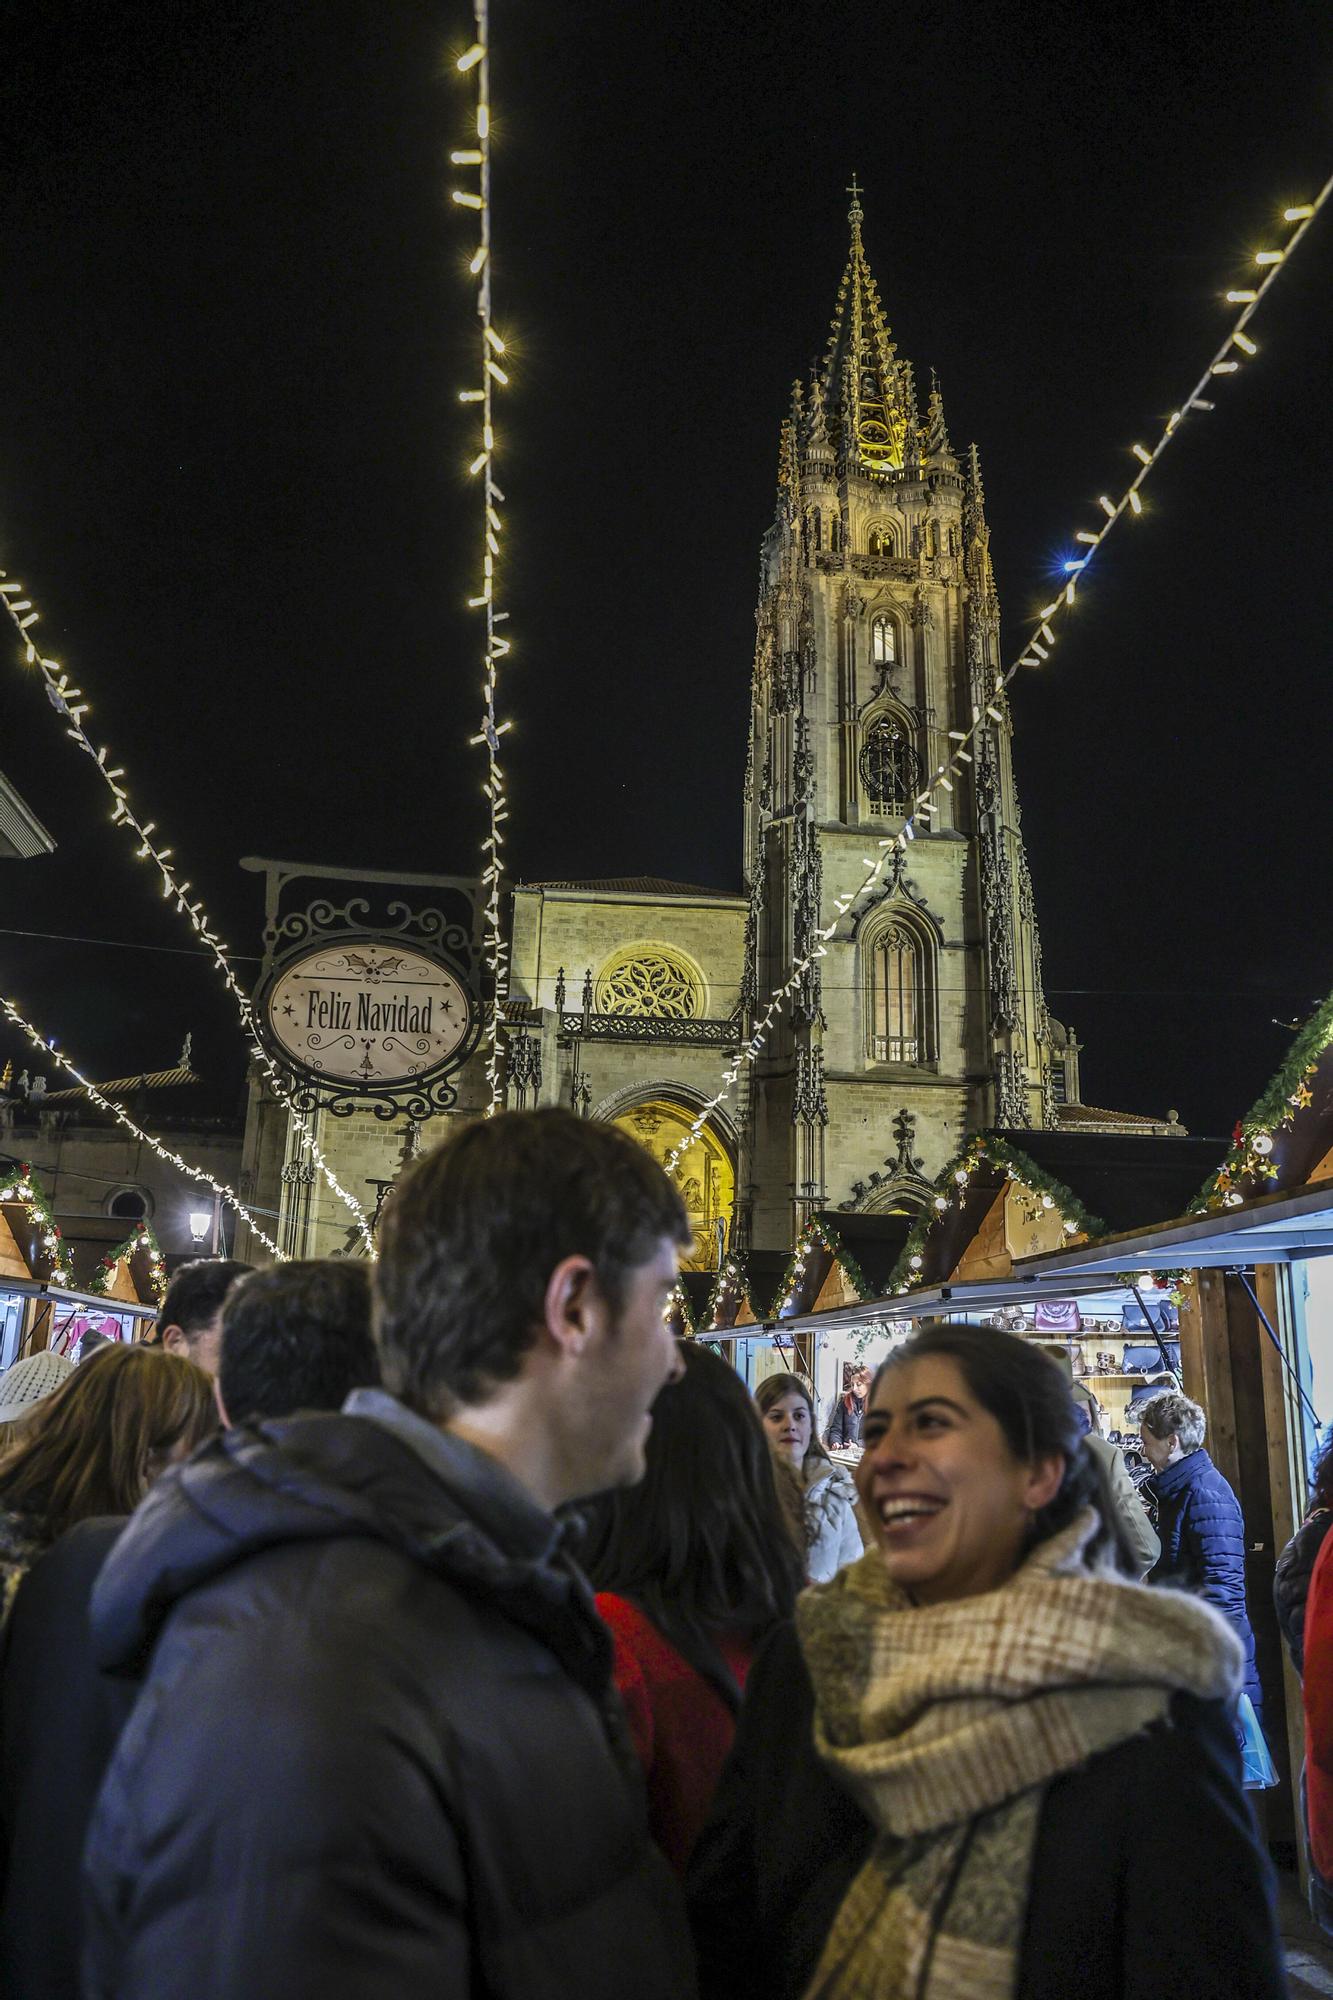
{"left": 455, "top": 0, "right": 512, "bottom": 1113}
{"left": 0, "top": 995, "right": 285, "bottom": 1261}
{"left": 0, "top": 582, "right": 374, "bottom": 1251}
{"left": 667, "top": 175, "right": 1331, "bottom": 1178}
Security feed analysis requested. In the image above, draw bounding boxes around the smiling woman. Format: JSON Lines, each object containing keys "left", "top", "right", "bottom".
{"left": 690, "top": 1323, "right": 1288, "bottom": 2000}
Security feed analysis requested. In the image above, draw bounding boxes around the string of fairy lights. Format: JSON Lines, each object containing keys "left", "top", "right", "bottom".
{"left": 664, "top": 174, "right": 1332, "bottom": 1181}
{"left": 1, "top": 39, "right": 1327, "bottom": 1234}
{"left": 0, "top": 577, "right": 375, "bottom": 1253}
{"left": 0, "top": 995, "right": 284, "bottom": 1260}
{"left": 453, "top": 0, "right": 513, "bottom": 1114}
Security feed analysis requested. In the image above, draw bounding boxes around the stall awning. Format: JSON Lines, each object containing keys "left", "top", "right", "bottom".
{"left": 1011, "top": 1175, "right": 1333, "bottom": 1283}
{"left": 700, "top": 1266, "right": 1131, "bottom": 1340}
{"left": 0, "top": 1274, "right": 158, "bottom": 1321}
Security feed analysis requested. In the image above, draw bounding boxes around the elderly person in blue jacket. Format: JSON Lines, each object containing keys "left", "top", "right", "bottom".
{"left": 1140, "top": 1388, "right": 1263, "bottom": 1723}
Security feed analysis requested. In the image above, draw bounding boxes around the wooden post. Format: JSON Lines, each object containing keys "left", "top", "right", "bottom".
{"left": 1178, "top": 1269, "right": 1241, "bottom": 1492}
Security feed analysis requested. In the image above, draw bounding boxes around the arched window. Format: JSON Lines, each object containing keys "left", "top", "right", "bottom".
{"left": 859, "top": 713, "right": 920, "bottom": 816}
{"left": 870, "top": 616, "right": 896, "bottom": 665}
{"left": 830, "top": 515, "right": 842, "bottom": 555}
{"left": 811, "top": 507, "right": 822, "bottom": 552}
{"left": 865, "top": 917, "right": 936, "bottom": 1066}
{"left": 867, "top": 526, "right": 888, "bottom": 556}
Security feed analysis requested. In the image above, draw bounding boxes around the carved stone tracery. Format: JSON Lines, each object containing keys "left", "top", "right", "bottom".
{"left": 597, "top": 950, "right": 701, "bottom": 1020}
{"left": 792, "top": 1045, "right": 828, "bottom": 1127}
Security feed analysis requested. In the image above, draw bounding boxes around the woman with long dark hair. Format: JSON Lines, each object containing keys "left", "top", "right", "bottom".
{"left": 691, "top": 1323, "right": 1284, "bottom": 2000}
{"left": 579, "top": 1341, "right": 804, "bottom": 1873}
{"left": 755, "top": 1371, "right": 864, "bottom": 1583}
{"left": 1276, "top": 1435, "right": 1333, "bottom": 1678}
{"left": 0, "top": 1343, "right": 216, "bottom": 1620}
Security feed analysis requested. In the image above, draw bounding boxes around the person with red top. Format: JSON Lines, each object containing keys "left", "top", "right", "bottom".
{"left": 1302, "top": 1518, "right": 1333, "bottom": 1935}
{"left": 580, "top": 1342, "right": 804, "bottom": 1873}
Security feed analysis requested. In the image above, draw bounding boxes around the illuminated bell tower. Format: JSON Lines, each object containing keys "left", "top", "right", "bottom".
{"left": 739, "top": 188, "right": 1056, "bottom": 1252}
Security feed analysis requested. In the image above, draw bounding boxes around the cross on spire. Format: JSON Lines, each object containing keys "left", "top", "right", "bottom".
{"left": 846, "top": 174, "right": 863, "bottom": 203}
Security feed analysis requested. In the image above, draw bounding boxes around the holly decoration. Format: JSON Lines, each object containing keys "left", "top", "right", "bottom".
{"left": 887, "top": 1134, "right": 1104, "bottom": 1296}
{"left": 1193, "top": 987, "right": 1333, "bottom": 1213}
{"left": 88, "top": 1220, "right": 167, "bottom": 1303}
{"left": 0, "top": 1161, "right": 74, "bottom": 1286}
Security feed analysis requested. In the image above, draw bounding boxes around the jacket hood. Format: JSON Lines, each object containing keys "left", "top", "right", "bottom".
{"left": 90, "top": 1407, "right": 603, "bottom": 1689}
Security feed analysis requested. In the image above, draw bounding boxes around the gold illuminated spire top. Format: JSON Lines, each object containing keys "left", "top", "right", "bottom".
{"left": 816, "top": 185, "right": 908, "bottom": 474}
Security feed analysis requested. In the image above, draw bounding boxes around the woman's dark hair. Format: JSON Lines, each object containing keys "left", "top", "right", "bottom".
{"left": 753, "top": 1370, "right": 832, "bottom": 1476}
{"left": 1312, "top": 1434, "right": 1333, "bottom": 1515}
{"left": 579, "top": 1343, "right": 804, "bottom": 1680}
{"left": 0, "top": 1345, "right": 217, "bottom": 1546}
{"left": 870, "top": 1322, "right": 1130, "bottom": 1572}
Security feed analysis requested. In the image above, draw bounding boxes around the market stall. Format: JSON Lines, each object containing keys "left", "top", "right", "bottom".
{"left": 0, "top": 1161, "right": 75, "bottom": 1369}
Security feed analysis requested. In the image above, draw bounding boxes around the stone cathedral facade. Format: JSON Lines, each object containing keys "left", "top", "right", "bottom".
{"left": 739, "top": 191, "right": 1054, "bottom": 1249}
{"left": 243, "top": 197, "right": 1109, "bottom": 1270}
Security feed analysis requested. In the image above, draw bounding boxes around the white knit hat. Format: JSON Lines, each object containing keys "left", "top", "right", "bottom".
{"left": 0, "top": 1350, "right": 74, "bottom": 1425}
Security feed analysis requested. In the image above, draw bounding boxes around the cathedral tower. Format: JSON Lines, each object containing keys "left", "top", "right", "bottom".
{"left": 740, "top": 191, "right": 1056, "bottom": 1251}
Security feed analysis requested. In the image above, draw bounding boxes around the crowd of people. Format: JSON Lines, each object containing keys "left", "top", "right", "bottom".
{"left": 0, "top": 1104, "right": 1315, "bottom": 1996}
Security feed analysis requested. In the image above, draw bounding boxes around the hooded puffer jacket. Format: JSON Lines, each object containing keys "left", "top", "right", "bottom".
{"left": 803, "top": 1464, "right": 864, "bottom": 1585}
{"left": 1275, "top": 1508, "right": 1332, "bottom": 1677}
{"left": 82, "top": 1391, "right": 696, "bottom": 2000}
{"left": 1147, "top": 1446, "right": 1261, "bottom": 1712}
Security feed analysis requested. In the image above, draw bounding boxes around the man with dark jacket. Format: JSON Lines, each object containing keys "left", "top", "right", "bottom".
{"left": 0, "top": 1258, "right": 380, "bottom": 2000}
{"left": 82, "top": 1110, "right": 697, "bottom": 2000}
{"left": 1140, "top": 1387, "right": 1263, "bottom": 1719}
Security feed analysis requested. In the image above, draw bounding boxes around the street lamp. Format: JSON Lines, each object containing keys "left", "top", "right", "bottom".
{"left": 187, "top": 1191, "right": 223, "bottom": 1255}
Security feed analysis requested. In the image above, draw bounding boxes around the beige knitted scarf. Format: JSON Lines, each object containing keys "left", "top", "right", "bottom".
{"left": 797, "top": 1511, "right": 1241, "bottom": 2000}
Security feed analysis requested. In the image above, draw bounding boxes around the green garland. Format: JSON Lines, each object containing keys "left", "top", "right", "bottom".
{"left": 767, "top": 1215, "right": 878, "bottom": 1320}
{"left": 1192, "top": 988, "right": 1333, "bottom": 1214}
{"left": 885, "top": 1133, "right": 1105, "bottom": 1296}
{"left": 0, "top": 1160, "right": 75, "bottom": 1287}
{"left": 88, "top": 1220, "right": 168, "bottom": 1303}
{"left": 670, "top": 1280, "right": 698, "bottom": 1335}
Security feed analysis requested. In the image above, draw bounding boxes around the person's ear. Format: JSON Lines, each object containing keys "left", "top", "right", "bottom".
{"left": 1024, "top": 1452, "right": 1066, "bottom": 1515}
{"left": 541, "top": 1254, "right": 600, "bottom": 1360}
{"left": 160, "top": 1324, "right": 188, "bottom": 1359}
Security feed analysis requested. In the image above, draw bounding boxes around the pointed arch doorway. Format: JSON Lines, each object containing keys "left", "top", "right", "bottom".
{"left": 609, "top": 1096, "right": 736, "bottom": 1272}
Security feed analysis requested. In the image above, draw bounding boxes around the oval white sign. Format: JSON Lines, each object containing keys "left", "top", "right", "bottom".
{"left": 264, "top": 942, "right": 472, "bottom": 1089}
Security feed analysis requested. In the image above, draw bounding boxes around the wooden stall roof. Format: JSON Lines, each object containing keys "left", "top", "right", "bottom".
{"left": 992, "top": 1130, "right": 1228, "bottom": 1236}
{"left": 1199, "top": 989, "right": 1333, "bottom": 1212}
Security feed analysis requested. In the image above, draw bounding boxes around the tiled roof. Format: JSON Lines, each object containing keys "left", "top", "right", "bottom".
{"left": 1058, "top": 1104, "right": 1167, "bottom": 1129}
{"left": 43, "top": 1064, "right": 200, "bottom": 1104}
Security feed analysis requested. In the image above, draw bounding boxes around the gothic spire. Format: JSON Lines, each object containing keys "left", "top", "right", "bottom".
{"left": 816, "top": 184, "right": 908, "bottom": 474}
{"left": 805, "top": 368, "right": 829, "bottom": 447}
{"left": 924, "top": 370, "right": 953, "bottom": 463}
{"left": 776, "top": 382, "right": 802, "bottom": 508}
{"left": 964, "top": 442, "right": 996, "bottom": 606}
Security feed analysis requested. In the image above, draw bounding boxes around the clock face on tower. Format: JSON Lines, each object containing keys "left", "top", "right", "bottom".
{"left": 262, "top": 941, "right": 472, "bottom": 1091}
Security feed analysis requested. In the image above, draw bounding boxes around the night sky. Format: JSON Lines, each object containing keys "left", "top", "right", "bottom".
{"left": 1, "top": 1, "right": 1330, "bottom": 1140}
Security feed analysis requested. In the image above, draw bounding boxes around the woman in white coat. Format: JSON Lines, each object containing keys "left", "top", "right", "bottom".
{"left": 755, "top": 1372, "right": 865, "bottom": 1583}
